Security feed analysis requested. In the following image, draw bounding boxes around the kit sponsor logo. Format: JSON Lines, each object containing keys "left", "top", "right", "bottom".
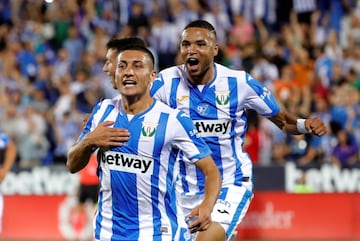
{"left": 100, "top": 151, "right": 154, "bottom": 174}
{"left": 193, "top": 119, "right": 231, "bottom": 137}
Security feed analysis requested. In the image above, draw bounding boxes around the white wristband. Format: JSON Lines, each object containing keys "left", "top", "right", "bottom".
{"left": 296, "top": 119, "right": 310, "bottom": 134}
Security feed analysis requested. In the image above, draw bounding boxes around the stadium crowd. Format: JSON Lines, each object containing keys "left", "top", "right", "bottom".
{"left": 0, "top": 0, "right": 359, "bottom": 169}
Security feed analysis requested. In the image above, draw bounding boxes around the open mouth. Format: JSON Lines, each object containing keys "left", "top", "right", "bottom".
{"left": 187, "top": 58, "right": 200, "bottom": 71}
{"left": 123, "top": 80, "right": 136, "bottom": 87}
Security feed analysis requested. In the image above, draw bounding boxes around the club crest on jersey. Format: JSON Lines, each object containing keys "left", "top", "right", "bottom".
{"left": 141, "top": 122, "right": 157, "bottom": 137}
{"left": 215, "top": 90, "right": 230, "bottom": 106}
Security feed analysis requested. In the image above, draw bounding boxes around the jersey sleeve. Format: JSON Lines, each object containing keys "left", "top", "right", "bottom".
{"left": 243, "top": 72, "right": 281, "bottom": 117}
{"left": 77, "top": 99, "right": 106, "bottom": 141}
{"left": 150, "top": 73, "right": 166, "bottom": 102}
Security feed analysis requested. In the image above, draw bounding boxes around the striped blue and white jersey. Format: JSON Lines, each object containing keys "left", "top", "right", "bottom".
{"left": 150, "top": 63, "right": 281, "bottom": 195}
{"left": 80, "top": 97, "right": 210, "bottom": 241}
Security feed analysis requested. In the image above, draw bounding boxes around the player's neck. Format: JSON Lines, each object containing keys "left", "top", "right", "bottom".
{"left": 188, "top": 64, "right": 214, "bottom": 85}
{"left": 121, "top": 94, "right": 154, "bottom": 115}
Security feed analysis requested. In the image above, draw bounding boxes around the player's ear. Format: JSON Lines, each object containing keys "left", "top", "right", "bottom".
{"left": 149, "top": 70, "right": 157, "bottom": 83}
{"left": 213, "top": 43, "right": 219, "bottom": 57}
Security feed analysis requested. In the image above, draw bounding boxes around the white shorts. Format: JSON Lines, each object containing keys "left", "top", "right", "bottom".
{"left": 178, "top": 184, "right": 253, "bottom": 240}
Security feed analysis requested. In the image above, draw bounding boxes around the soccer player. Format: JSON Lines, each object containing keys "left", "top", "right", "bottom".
{"left": 67, "top": 44, "right": 221, "bottom": 241}
{"left": 0, "top": 130, "right": 17, "bottom": 233}
{"left": 150, "top": 20, "right": 327, "bottom": 241}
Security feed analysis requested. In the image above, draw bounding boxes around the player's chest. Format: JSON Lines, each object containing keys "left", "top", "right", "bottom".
{"left": 175, "top": 86, "right": 234, "bottom": 119}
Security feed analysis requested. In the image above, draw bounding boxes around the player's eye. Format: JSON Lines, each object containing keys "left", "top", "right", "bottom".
{"left": 181, "top": 42, "right": 190, "bottom": 47}
{"left": 118, "top": 63, "right": 126, "bottom": 69}
{"left": 135, "top": 64, "right": 143, "bottom": 69}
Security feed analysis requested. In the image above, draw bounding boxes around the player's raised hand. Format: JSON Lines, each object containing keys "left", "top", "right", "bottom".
{"left": 306, "top": 117, "right": 327, "bottom": 137}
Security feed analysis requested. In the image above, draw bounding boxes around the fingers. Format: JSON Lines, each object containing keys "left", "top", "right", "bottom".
{"left": 187, "top": 216, "right": 211, "bottom": 233}
{"left": 89, "top": 124, "right": 130, "bottom": 148}
{"left": 186, "top": 208, "right": 212, "bottom": 233}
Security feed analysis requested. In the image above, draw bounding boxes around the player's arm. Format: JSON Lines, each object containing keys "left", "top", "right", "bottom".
{"left": 243, "top": 73, "right": 327, "bottom": 137}
{"left": 268, "top": 109, "right": 327, "bottom": 136}
{"left": 0, "top": 140, "right": 17, "bottom": 182}
{"left": 172, "top": 111, "right": 221, "bottom": 232}
{"left": 67, "top": 121, "right": 130, "bottom": 173}
{"left": 187, "top": 155, "right": 221, "bottom": 233}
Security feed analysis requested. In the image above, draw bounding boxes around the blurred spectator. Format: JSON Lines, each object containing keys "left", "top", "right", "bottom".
{"left": 53, "top": 110, "right": 82, "bottom": 165}
{"left": 202, "top": 1, "right": 232, "bottom": 45}
{"left": 70, "top": 67, "right": 98, "bottom": 113}
{"left": 52, "top": 48, "right": 71, "bottom": 83}
{"left": 229, "top": 13, "right": 255, "bottom": 49}
{"left": 330, "top": 126, "right": 360, "bottom": 169}
{"left": 324, "top": 29, "right": 343, "bottom": 61}
{"left": 149, "top": 14, "right": 179, "bottom": 70}
{"left": 277, "top": 134, "right": 310, "bottom": 166}
{"left": 17, "top": 40, "right": 38, "bottom": 78}
{"left": 347, "top": 68, "right": 360, "bottom": 92}
{"left": 310, "top": 10, "right": 331, "bottom": 47}
{"left": 244, "top": 110, "right": 261, "bottom": 165}
{"left": 273, "top": 64, "right": 301, "bottom": 106}
{"left": 29, "top": 81, "right": 51, "bottom": 114}
{"left": 251, "top": 52, "right": 279, "bottom": 91}
{"left": 127, "top": 2, "right": 149, "bottom": 35}
{"left": 305, "top": 95, "right": 334, "bottom": 164}
{"left": 62, "top": 25, "right": 85, "bottom": 76}
{"left": 86, "top": 24, "right": 110, "bottom": 61}
{"left": 52, "top": 75, "right": 75, "bottom": 122}
{"left": 48, "top": 6, "right": 72, "bottom": 51}
{"left": 292, "top": 0, "right": 317, "bottom": 26}
{"left": 17, "top": 105, "right": 49, "bottom": 168}
{"left": 0, "top": 0, "right": 12, "bottom": 25}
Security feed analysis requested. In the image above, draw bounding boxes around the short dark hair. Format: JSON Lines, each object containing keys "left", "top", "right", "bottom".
{"left": 106, "top": 37, "right": 146, "bottom": 53}
{"left": 183, "top": 20, "right": 217, "bottom": 39}
{"left": 119, "top": 45, "right": 155, "bottom": 68}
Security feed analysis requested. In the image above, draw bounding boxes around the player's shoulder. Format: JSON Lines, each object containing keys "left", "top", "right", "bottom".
{"left": 153, "top": 100, "right": 183, "bottom": 117}
{"left": 215, "top": 63, "right": 248, "bottom": 81}
{"left": 157, "top": 65, "right": 185, "bottom": 79}
{"left": 96, "top": 95, "right": 120, "bottom": 106}
{"left": 154, "top": 99, "right": 176, "bottom": 112}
